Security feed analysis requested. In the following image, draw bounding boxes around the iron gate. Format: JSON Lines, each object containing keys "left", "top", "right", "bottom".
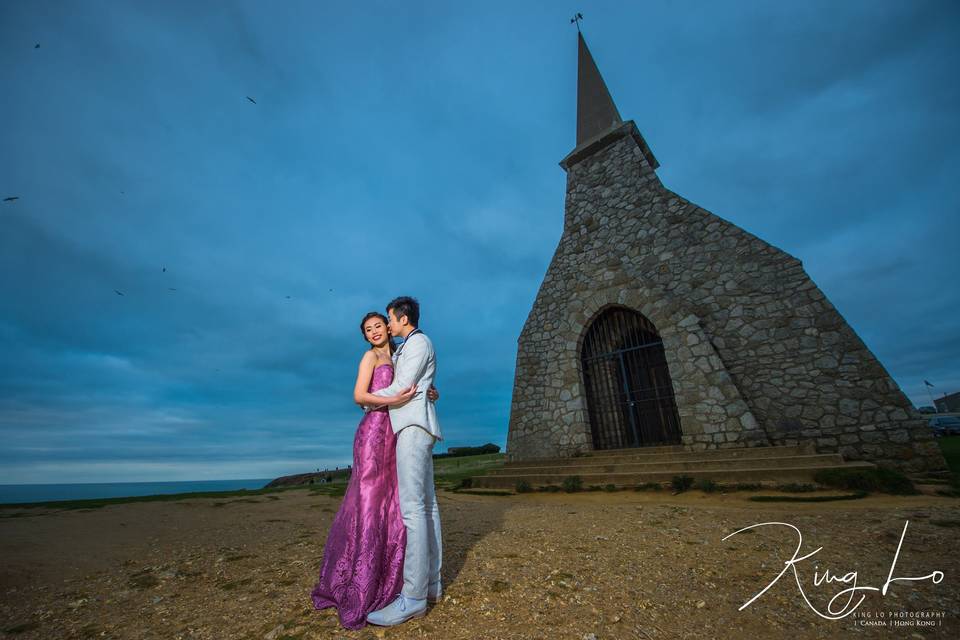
{"left": 580, "top": 307, "right": 682, "bottom": 449}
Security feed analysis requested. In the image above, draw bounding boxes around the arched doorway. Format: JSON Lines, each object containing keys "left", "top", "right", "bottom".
{"left": 580, "top": 306, "right": 682, "bottom": 449}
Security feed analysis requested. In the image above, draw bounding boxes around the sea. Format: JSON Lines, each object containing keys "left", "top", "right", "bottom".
{"left": 0, "top": 478, "right": 275, "bottom": 505}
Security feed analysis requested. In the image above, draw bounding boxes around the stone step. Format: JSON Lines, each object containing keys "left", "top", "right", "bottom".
{"left": 470, "top": 461, "right": 877, "bottom": 489}
{"left": 502, "top": 444, "right": 814, "bottom": 468}
{"left": 585, "top": 444, "right": 689, "bottom": 455}
{"left": 488, "top": 453, "right": 847, "bottom": 476}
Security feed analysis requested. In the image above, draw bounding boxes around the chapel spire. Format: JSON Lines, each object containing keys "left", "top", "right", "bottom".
{"left": 561, "top": 29, "right": 658, "bottom": 172}
{"left": 576, "top": 31, "right": 623, "bottom": 146}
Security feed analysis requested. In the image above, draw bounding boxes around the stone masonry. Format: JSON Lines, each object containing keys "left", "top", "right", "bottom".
{"left": 504, "top": 35, "right": 948, "bottom": 476}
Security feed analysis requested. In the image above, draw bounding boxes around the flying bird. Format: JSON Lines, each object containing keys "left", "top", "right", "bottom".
{"left": 285, "top": 295, "right": 291, "bottom": 299}
{"left": 168, "top": 288, "right": 177, "bottom": 291}
{"left": 114, "top": 289, "right": 125, "bottom": 296}
{"left": 162, "top": 267, "right": 166, "bottom": 272}
{"left": 34, "top": 43, "right": 40, "bottom": 49}
{"left": 3, "top": 196, "right": 18, "bottom": 202}
{"left": 246, "top": 96, "right": 256, "bottom": 104}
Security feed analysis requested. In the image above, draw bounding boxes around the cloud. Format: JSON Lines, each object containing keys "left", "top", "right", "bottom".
{"left": 0, "top": 0, "right": 956, "bottom": 482}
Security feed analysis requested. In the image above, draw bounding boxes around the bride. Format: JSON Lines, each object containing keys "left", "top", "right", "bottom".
{"left": 310, "top": 311, "right": 439, "bottom": 629}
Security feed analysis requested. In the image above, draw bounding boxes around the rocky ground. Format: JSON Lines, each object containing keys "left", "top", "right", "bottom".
{"left": 1, "top": 487, "right": 958, "bottom": 639}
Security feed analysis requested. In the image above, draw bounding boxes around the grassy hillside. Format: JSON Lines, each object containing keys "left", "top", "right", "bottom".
{"left": 938, "top": 434, "right": 960, "bottom": 474}
{"left": 432, "top": 453, "right": 506, "bottom": 491}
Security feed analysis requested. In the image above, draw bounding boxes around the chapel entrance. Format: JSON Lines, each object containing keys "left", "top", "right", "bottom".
{"left": 580, "top": 306, "right": 683, "bottom": 449}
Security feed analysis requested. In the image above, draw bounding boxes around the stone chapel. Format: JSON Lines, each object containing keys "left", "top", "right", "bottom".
{"left": 504, "top": 32, "right": 947, "bottom": 475}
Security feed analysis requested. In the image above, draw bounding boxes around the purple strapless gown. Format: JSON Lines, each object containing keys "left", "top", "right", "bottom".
{"left": 310, "top": 363, "right": 406, "bottom": 629}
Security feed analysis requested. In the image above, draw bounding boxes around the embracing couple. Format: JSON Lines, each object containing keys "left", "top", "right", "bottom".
{"left": 310, "top": 296, "right": 443, "bottom": 629}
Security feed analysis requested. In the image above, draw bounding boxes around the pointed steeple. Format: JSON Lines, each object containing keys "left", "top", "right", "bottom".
{"left": 576, "top": 32, "right": 622, "bottom": 146}
{"left": 560, "top": 31, "right": 659, "bottom": 173}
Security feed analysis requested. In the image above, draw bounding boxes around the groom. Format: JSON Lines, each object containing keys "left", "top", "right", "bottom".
{"left": 366, "top": 296, "right": 443, "bottom": 626}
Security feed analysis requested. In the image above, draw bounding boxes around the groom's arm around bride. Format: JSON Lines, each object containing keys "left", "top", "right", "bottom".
{"left": 371, "top": 334, "right": 427, "bottom": 400}
{"left": 370, "top": 329, "right": 440, "bottom": 441}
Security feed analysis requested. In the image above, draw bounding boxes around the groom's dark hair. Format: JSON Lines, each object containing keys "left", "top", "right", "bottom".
{"left": 387, "top": 296, "right": 419, "bottom": 328}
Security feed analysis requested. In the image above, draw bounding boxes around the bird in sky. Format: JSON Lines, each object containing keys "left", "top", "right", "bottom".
{"left": 168, "top": 288, "right": 177, "bottom": 291}
{"left": 114, "top": 289, "right": 124, "bottom": 296}
{"left": 285, "top": 295, "right": 291, "bottom": 299}
{"left": 162, "top": 267, "right": 166, "bottom": 272}
{"left": 34, "top": 43, "right": 40, "bottom": 49}
{"left": 3, "top": 196, "right": 19, "bottom": 202}
{"left": 246, "top": 96, "right": 256, "bottom": 104}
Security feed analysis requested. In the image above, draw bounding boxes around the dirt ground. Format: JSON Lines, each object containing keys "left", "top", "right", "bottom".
{"left": 1, "top": 487, "right": 958, "bottom": 639}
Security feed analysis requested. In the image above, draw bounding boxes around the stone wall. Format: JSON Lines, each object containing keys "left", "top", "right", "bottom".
{"left": 506, "top": 122, "right": 947, "bottom": 475}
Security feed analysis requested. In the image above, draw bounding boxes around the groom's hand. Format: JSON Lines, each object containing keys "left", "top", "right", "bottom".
{"left": 394, "top": 384, "right": 418, "bottom": 405}
{"left": 427, "top": 385, "right": 439, "bottom": 402}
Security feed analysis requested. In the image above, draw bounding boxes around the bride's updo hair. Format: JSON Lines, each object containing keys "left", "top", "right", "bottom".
{"left": 360, "top": 311, "right": 396, "bottom": 356}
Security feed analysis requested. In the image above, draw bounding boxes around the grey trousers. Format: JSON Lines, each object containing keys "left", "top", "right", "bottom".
{"left": 395, "top": 425, "right": 443, "bottom": 599}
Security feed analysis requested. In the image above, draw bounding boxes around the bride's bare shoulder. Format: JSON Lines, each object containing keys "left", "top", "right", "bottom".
{"left": 358, "top": 349, "right": 377, "bottom": 367}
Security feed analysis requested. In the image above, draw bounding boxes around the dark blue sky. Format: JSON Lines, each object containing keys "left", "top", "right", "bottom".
{"left": 1, "top": 1, "right": 957, "bottom": 483}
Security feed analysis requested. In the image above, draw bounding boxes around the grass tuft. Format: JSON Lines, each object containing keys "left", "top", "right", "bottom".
{"left": 748, "top": 491, "right": 869, "bottom": 503}
{"left": 670, "top": 475, "right": 694, "bottom": 493}
{"left": 813, "top": 467, "right": 917, "bottom": 495}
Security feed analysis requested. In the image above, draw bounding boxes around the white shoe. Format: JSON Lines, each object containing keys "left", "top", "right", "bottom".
{"left": 366, "top": 593, "right": 427, "bottom": 626}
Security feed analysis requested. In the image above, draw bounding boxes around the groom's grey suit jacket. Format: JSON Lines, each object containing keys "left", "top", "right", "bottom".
{"left": 371, "top": 330, "right": 442, "bottom": 440}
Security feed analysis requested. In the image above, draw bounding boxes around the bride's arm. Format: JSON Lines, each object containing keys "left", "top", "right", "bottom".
{"left": 353, "top": 352, "right": 415, "bottom": 408}
{"left": 353, "top": 352, "right": 377, "bottom": 409}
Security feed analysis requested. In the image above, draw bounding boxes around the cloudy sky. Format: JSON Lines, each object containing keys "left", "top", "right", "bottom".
{"left": 1, "top": 1, "right": 957, "bottom": 484}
